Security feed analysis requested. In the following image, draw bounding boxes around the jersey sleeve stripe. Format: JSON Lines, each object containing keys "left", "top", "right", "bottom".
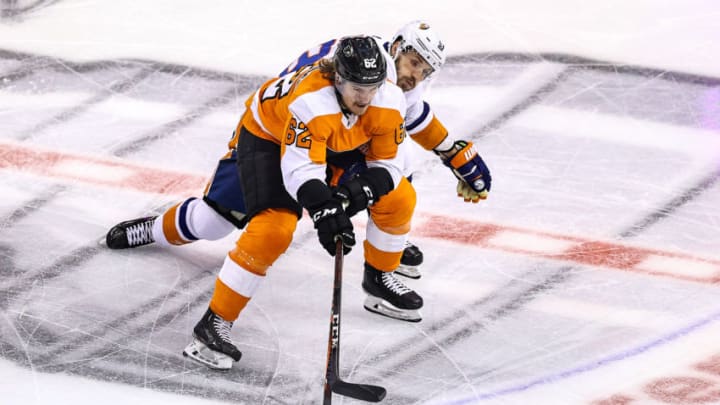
{"left": 406, "top": 101, "right": 431, "bottom": 132}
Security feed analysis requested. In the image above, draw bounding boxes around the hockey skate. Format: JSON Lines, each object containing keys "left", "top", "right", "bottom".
{"left": 105, "top": 216, "right": 157, "bottom": 249}
{"left": 183, "top": 307, "right": 242, "bottom": 370}
{"left": 395, "top": 241, "right": 423, "bottom": 279}
{"left": 362, "top": 262, "right": 423, "bottom": 322}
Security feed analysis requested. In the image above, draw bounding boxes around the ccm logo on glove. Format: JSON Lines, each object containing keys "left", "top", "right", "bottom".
{"left": 312, "top": 207, "right": 338, "bottom": 222}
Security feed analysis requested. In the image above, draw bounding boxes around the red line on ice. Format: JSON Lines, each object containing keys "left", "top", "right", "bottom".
{"left": 418, "top": 215, "right": 720, "bottom": 284}
{"left": 0, "top": 141, "right": 207, "bottom": 196}
{"left": 2, "top": 141, "right": 719, "bottom": 285}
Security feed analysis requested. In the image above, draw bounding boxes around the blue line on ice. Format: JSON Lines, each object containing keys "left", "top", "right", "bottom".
{"left": 449, "top": 307, "right": 720, "bottom": 404}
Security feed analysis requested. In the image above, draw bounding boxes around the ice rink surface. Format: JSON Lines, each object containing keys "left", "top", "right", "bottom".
{"left": 1, "top": 1, "right": 720, "bottom": 404}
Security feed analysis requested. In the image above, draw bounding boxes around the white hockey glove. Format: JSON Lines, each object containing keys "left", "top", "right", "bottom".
{"left": 437, "top": 140, "right": 491, "bottom": 203}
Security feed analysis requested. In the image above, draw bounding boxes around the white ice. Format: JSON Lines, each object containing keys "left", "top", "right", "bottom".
{"left": 1, "top": 1, "right": 720, "bottom": 405}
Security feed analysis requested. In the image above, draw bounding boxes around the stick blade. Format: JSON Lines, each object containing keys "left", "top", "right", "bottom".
{"left": 332, "top": 379, "right": 387, "bottom": 402}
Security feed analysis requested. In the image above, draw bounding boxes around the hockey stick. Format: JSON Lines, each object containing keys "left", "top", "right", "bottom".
{"left": 323, "top": 238, "right": 387, "bottom": 404}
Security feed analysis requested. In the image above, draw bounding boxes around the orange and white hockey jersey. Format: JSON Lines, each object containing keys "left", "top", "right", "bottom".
{"left": 280, "top": 37, "right": 451, "bottom": 154}
{"left": 237, "top": 64, "right": 407, "bottom": 200}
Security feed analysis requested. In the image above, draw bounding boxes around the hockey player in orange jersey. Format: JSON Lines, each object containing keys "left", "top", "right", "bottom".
{"left": 106, "top": 22, "right": 491, "bottom": 329}
{"left": 280, "top": 21, "right": 492, "bottom": 281}
{"left": 106, "top": 36, "right": 428, "bottom": 369}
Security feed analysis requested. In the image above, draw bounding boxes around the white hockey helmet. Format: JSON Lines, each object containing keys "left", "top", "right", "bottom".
{"left": 391, "top": 20, "right": 446, "bottom": 73}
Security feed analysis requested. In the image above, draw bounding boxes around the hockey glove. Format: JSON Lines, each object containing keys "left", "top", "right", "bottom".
{"left": 332, "top": 167, "right": 394, "bottom": 217}
{"left": 457, "top": 180, "right": 487, "bottom": 203}
{"left": 298, "top": 179, "right": 356, "bottom": 256}
{"left": 437, "top": 140, "right": 492, "bottom": 203}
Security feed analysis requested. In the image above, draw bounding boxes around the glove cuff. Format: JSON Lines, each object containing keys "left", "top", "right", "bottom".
{"left": 297, "top": 179, "right": 332, "bottom": 210}
{"left": 362, "top": 167, "right": 394, "bottom": 199}
{"left": 448, "top": 141, "right": 477, "bottom": 169}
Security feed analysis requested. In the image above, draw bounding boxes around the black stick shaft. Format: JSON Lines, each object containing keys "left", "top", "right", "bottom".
{"left": 323, "top": 239, "right": 344, "bottom": 405}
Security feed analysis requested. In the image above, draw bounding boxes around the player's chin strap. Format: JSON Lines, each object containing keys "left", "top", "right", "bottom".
{"left": 334, "top": 89, "right": 354, "bottom": 118}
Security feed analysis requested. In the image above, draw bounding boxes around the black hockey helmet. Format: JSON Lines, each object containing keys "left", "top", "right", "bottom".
{"left": 334, "top": 36, "right": 387, "bottom": 85}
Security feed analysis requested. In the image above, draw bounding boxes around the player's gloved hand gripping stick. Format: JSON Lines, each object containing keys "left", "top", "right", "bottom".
{"left": 299, "top": 168, "right": 392, "bottom": 257}
{"left": 298, "top": 179, "right": 356, "bottom": 256}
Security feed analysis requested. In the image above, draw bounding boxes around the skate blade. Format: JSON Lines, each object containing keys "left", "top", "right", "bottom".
{"left": 182, "top": 339, "right": 235, "bottom": 370}
{"left": 363, "top": 296, "right": 421, "bottom": 322}
{"left": 395, "top": 265, "right": 421, "bottom": 279}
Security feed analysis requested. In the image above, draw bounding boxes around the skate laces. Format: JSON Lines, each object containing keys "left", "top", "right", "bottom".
{"left": 381, "top": 272, "right": 412, "bottom": 295}
{"left": 213, "top": 316, "right": 233, "bottom": 343}
{"left": 126, "top": 219, "right": 155, "bottom": 246}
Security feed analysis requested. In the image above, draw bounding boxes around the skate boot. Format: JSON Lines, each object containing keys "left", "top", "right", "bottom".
{"left": 105, "top": 216, "right": 157, "bottom": 249}
{"left": 395, "top": 241, "right": 423, "bottom": 279}
{"left": 362, "top": 262, "right": 423, "bottom": 322}
{"left": 183, "top": 307, "right": 242, "bottom": 370}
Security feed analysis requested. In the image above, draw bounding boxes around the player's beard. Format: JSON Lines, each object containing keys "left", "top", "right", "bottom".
{"left": 396, "top": 75, "right": 416, "bottom": 92}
